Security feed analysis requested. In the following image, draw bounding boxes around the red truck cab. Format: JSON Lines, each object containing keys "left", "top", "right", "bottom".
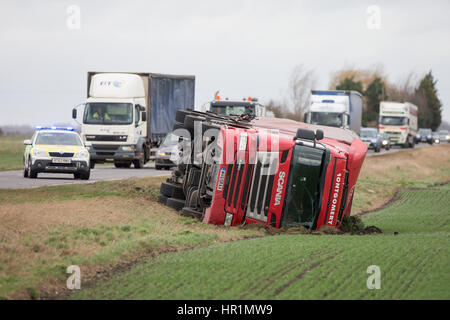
{"left": 160, "top": 112, "right": 367, "bottom": 230}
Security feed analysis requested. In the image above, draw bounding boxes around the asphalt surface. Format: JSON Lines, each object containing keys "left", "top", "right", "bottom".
{"left": 0, "top": 163, "right": 172, "bottom": 189}
{"left": 0, "top": 142, "right": 438, "bottom": 190}
{"left": 365, "top": 141, "right": 432, "bottom": 157}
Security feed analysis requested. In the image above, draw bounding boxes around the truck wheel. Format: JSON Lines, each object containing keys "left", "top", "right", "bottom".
{"left": 160, "top": 182, "right": 185, "bottom": 199}
{"left": 181, "top": 207, "right": 203, "bottom": 220}
{"left": 184, "top": 115, "right": 206, "bottom": 130}
{"left": 133, "top": 157, "right": 144, "bottom": 169}
{"left": 175, "top": 110, "right": 194, "bottom": 123}
{"left": 74, "top": 173, "right": 81, "bottom": 179}
{"left": 166, "top": 198, "right": 185, "bottom": 211}
{"left": 158, "top": 195, "right": 168, "bottom": 205}
{"left": 89, "top": 161, "right": 95, "bottom": 169}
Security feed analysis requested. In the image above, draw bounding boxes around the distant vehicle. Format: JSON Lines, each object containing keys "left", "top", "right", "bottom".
{"left": 379, "top": 132, "right": 392, "bottom": 150}
{"left": 379, "top": 101, "right": 418, "bottom": 148}
{"left": 360, "top": 128, "right": 382, "bottom": 152}
{"left": 304, "top": 90, "right": 363, "bottom": 136}
{"left": 23, "top": 127, "right": 91, "bottom": 180}
{"left": 72, "top": 72, "right": 195, "bottom": 169}
{"left": 201, "top": 97, "right": 268, "bottom": 117}
{"left": 416, "top": 128, "right": 433, "bottom": 144}
{"left": 432, "top": 132, "right": 440, "bottom": 144}
{"left": 155, "top": 132, "right": 182, "bottom": 170}
{"left": 439, "top": 130, "right": 450, "bottom": 143}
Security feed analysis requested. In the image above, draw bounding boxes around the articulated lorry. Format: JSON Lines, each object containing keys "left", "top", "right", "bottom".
{"left": 159, "top": 110, "right": 367, "bottom": 230}
{"left": 378, "top": 101, "right": 418, "bottom": 148}
{"left": 304, "top": 90, "right": 363, "bottom": 136}
{"left": 72, "top": 72, "right": 195, "bottom": 168}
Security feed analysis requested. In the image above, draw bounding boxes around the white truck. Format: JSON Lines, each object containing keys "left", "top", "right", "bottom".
{"left": 304, "top": 90, "right": 363, "bottom": 136}
{"left": 72, "top": 72, "right": 195, "bottom": 168}
{"left": 378, "top": 101, "right": 418, "bottom": 148}
{"left": 201, "top": 97, "right": 268, "bottom": 117}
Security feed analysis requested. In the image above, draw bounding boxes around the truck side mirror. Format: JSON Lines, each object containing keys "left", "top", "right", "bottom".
{"left": 72, "top": 108, "right": 77, "bottom": 119}
{"left": 295, "top": 128, "right": 315, "bottom": 141}
{"left": 23, "top": 139, "right": 32, "bottom": 145}
{"left": 141, "top": 111, "right": 147, "bottom": 122}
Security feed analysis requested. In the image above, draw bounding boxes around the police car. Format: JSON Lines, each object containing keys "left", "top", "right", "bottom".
{"left": 23, "top": 127, "right": 91, "bottom": 179}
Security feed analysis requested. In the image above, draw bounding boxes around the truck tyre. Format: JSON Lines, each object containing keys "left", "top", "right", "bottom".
{"left": 133, "top": 155, "right": 145, "bottom": 169}
{"left": 181, "top": 207, "right": 203, "bottom": 220}
{"left": 74, "top": 173, "right": 81, "bottom": 179}
{"left": 184, "top": 115, "right": 206, "bottom": 130}
{"left": 160, "top": 182, "right": 185, "bottom": 199}
{"left": 166, "top": 197, "right": 185, "bottom": 211}
{"left": 173, "top": 122, "right": 184, "bottom": 131}
{"left": 158, "top": 195, "right": 168, "bottom": 205}
{"left": 175, "top": 110, "right": 193, "bottom": 123}
{"left": 89, "top": 161, "right": 95, "bottom": 169}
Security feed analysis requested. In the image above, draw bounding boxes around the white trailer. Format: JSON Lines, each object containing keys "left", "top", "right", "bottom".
{"left": 378, "top": 101, "right": 418, "bottom": 147}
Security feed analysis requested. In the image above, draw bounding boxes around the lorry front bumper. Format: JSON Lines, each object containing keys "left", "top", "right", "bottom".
{"left": 88, "top": 145, "right": 140, "bottom": 161}
{"left": 31, "top": 159, "right": 90, "bottom": 174}
{"left": 155, "top": 157, "right": 175, "bottom": 167}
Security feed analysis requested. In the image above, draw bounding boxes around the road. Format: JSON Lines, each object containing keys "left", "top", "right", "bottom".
{"left": 0, "top": 163, "right": 172, "bottom": 189}
{"left": 0, "top": 142, "right": 436, "bottom": 189}
{"left": 365, "top": 141, "right": 432, "bottom": 157}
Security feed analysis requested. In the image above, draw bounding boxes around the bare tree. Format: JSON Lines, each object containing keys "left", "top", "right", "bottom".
{"left": 288, "top": 64, "right": 317, "bottom": 121}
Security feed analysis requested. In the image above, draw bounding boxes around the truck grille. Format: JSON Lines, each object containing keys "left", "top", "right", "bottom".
{"left": 86, "top": 135, "right": 127, "bottom": 142}
{"left": 246, "top": 152, "right": 278, "bottom": 222}
{"left": 93, "top": 145, "right": 120, "bottom": 150}
{"left": 49, "top": 152, "right": 74, "bottom": 157}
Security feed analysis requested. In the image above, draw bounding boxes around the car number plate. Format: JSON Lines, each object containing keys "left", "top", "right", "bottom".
{"left": 52, "top": 158, "right": 71, "bottom": 164}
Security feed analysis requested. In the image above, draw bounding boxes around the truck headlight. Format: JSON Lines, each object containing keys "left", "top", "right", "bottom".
{"left": 382, "top": 140, "right": 388, "bottom": 145}
{"left": 122, "top": 146, "right": 134, "bottom": 151}
{"left": 158, "top": 152, "right": 166, "bottom": 157}
{"left": 75, "top": 150, "right": 90, "bottom": 159}
{"left": 32, "top": 148, "right": 47, "bottom": 157}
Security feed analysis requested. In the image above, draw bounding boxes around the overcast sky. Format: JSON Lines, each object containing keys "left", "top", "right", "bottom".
{"left": 0, "top": 0, "right": 449, "bottom": 126}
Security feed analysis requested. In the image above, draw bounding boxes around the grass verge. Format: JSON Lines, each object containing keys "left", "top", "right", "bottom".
{"left": 72, "top": 184, "right": 450, "bottom": 300}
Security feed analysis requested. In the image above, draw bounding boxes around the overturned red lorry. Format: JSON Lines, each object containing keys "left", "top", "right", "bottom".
{"left": 159, "top": 110, "right": 367, "bottom": 230}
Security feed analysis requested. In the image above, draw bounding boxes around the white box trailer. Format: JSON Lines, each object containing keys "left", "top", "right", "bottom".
{"left": 378, "top": 101, "right": 418, "bottom": 147}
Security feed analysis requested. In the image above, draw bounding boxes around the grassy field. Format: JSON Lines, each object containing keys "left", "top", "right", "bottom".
{"left": 0, "top": 178, "right": 265, "bottom": 299}
{"left": 0, "top": 143, "right": 449, "bottom": 299}
{"left": 72, "top": 184, "right": 450, "bottom": 300}
{"left": 0, "top": 135, "right": 27, "bottom": 171}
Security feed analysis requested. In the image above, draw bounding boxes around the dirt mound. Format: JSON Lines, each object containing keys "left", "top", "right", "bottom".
{"left": 339, "top": 216, "right": 382, "bottom": 235}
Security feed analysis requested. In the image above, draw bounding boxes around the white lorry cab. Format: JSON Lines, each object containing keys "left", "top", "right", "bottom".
{"left": 378, "top": 101, "right": 418, "bottom": 148}
{"left": 72, "top": 72, "right": 195, "bottom": 169}
{"left": 304, "top": 90, "right": 363, "bottom": 136}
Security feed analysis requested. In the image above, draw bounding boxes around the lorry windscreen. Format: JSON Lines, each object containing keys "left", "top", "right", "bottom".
{"left": 380, "top": 116, "right": 406, "bottom": 126}
{"left": 210, "top": 105, "right": 254, "bottom": 116}
{"left": 84, "top": 103, "right": 133, "bottom": 125}
{"left": 283, "top": 145, "right": 324, "bottom": 228}
{"left": 310, "top": 112, "right": 343, "bottom": 127}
